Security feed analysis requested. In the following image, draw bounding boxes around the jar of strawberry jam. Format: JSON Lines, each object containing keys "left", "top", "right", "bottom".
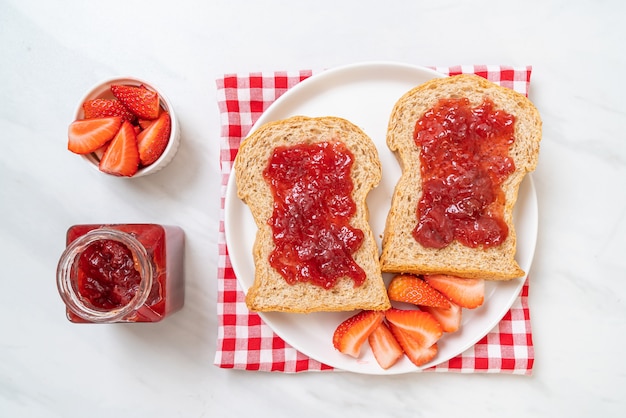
{"left": 56, "top": 224, "right": 184, "bottom": 323}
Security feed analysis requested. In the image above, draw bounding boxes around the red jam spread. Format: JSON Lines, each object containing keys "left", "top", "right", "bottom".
{"left": 263, "top": 141, "right": 365, "bottom": 289}
{"left": 413, "top": 97, "right": 516, "bottom": 249}
{"left": 77, "top": 239, "right": 141, "bottom": 309}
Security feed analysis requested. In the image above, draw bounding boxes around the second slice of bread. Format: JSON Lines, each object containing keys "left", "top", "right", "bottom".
{"left": 380, "top": 75, "right": 542, "bottom": 280}
{"left": 235, "top": 115, "right": 391, "bottom": 313}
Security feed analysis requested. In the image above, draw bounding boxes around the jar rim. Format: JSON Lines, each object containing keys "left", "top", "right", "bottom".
{"left": 56, "top": 228, "right": 153, "bottom": 323}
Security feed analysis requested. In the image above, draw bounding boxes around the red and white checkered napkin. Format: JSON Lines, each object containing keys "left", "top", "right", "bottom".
{"left": 215, "top": 65, "right": 535, "bottom": 374}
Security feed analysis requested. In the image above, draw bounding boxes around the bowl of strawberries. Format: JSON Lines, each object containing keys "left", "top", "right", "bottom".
{"left": 67, "top": 77, "right": 180, "bottom": 177}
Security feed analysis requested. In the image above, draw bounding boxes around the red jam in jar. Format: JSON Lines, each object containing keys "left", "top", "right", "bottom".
{"left": 263, "top": 141, "right": 365, "bottom": 289}
{"left": 57, "top": 224, "right": 184, "bottom": 323}
{"left": 413, "top": 97, "right": 516, "bottom": 249}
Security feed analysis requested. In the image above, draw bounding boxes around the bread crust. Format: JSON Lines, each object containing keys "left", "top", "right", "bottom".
{"left": 235, "top": 116, "right": 391, "bottom": 312}
{"left": 380, "top": 75, "right": 542, "bottom": 280}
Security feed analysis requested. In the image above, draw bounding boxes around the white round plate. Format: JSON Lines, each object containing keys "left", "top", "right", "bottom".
{"left": 224, "top": 62, "right": 538, "bottom": 374}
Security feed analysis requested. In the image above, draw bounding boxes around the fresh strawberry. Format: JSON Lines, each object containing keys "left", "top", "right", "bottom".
{"left": 421, "top": 301, "right": 462, "bottom": 333}
{"left": 93, "top": 143, "right": 110, "bottom": 161}
{"left": 388, "top": 322, "right": 438, "bottom": 367}
{"left": 423, "top": 274, "right": 485, "bottom": 309}
{"left": 136, "top": 111, "right": 171, "bottom": 166}
{"left": 368, "top": 322, "right": 404, "bottom": 369}
{"left": 137, "top": 119, "right": 154, "bottom": 130}
{"left": 98, "top": 121, "right": 139, "bottom": 177}
{"left": 387, "top": 274, "right": 451, "bottom": 308}
{"left": 82, "top": 98, "right": 136, "bottom": 122}
{"left": 384, "top": 308, "right": 442, "bottom": 348}
{"left": 110, "top": 84, "right": 160, "bottom": 120}
{"left": 68, "top": 117, "right": 123, "bottom": 154}
{"left": 333, "top": 310, "right": 384, "bottom": 358}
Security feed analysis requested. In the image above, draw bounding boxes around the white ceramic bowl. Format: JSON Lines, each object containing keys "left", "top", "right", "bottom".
{"left": 73, "top": 77, "right": 181, "bottom": 177}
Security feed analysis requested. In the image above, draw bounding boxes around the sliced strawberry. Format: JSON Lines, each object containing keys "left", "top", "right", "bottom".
{"left": 423, "top": 274, "right": 485, "bottom": 309}
{"left": 110, "top": 84, "right": 160, "bottom": 120}
{"left": 384, "top": 308, "right": 442, "bottom": 348}
{"left": 98, "top": 121, "right": 139, "bottom": 177}
{"left": 388, "top": 323, "right": 438, "bottom": 367}
{"left": 387, "top": 274, "right": 451, "bottom": 308}
{"left": 82, "top": 98, "right": 136, "bottom": 122}
{"left": 137, "top": 119, "right": 154, "bottom": 130}
{"left": 421, "top": 301, "right": 462, "bottom": 333}
{"left": 93, "top": 143, "right": 110, "bottom": 161}
{"left": 136, "top": 111, "right": 171, "bottom": 166}
{"left": 68, "top": 117, "right": 123, "bottom": 154}
{"left": 368, "top": 322, "right": 404, "bottom": 369}
{"left": 333, "top": 310, "right": 384, "bottom": 358}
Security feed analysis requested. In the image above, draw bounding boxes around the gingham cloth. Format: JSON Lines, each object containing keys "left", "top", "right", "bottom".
{"left": 215, "top": 65, "right": 535, "bottom": 374}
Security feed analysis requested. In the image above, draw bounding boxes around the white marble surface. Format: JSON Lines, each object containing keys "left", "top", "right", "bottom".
{"left": 1, "top": 0, "right": 625, "bottom": 416}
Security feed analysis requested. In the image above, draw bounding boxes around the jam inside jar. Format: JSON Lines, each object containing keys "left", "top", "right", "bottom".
{"left": 57, "top": 224, "right": 184, "bottom": 323}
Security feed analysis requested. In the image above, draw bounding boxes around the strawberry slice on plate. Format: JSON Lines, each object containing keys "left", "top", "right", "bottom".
{"left": 68, "top": 116, "right": 123, "bottom": 154}
{"left": 82, "top": 98, "right": 137, "bottom": 122}
{"left": 333, "top": 310, "right": 384, "bottom": 358}
{"left": 387, "top": 274, "right": 451, "bottom": 308}
{"left": 388, "top": 322, "right": 438, "bottom": 367}
{"left": 368, "top": 321, "right": 404, "bottom": 369}
{"left": 420, "top": 301, "right": 462, "bottom": 333}
{"left": 384, "top": 308, "right": 442, "bottom": 348}
{"left": 110, "top": 84, "right": 160, "bottom": 120}
{"left": 423, "top": 274, "right": 485, "bottom": 309}
{"left": 98, "top": 121, "right": 139, "bottom": 177}
{"left": 136, "top": 111, "right": 171, "bottom": 166}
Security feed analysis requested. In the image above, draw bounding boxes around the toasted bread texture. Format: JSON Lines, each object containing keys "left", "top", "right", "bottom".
{"left": 381, "top": 74, "right": 542, "bottom": 280}
{"left": 235, "top": 116, "right": 391, "bottom": 312}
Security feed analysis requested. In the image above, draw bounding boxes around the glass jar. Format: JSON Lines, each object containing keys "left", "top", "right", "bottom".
{"left": 57, "top": 224, "right": 184, "bottom": 323}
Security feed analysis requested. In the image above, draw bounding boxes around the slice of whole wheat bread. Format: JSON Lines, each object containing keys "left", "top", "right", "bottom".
{"left": 380, "top": 74, "right": 542, "bottom": 280}
{"left": 235, "top": 116, "right": 391, "bottom": 312}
